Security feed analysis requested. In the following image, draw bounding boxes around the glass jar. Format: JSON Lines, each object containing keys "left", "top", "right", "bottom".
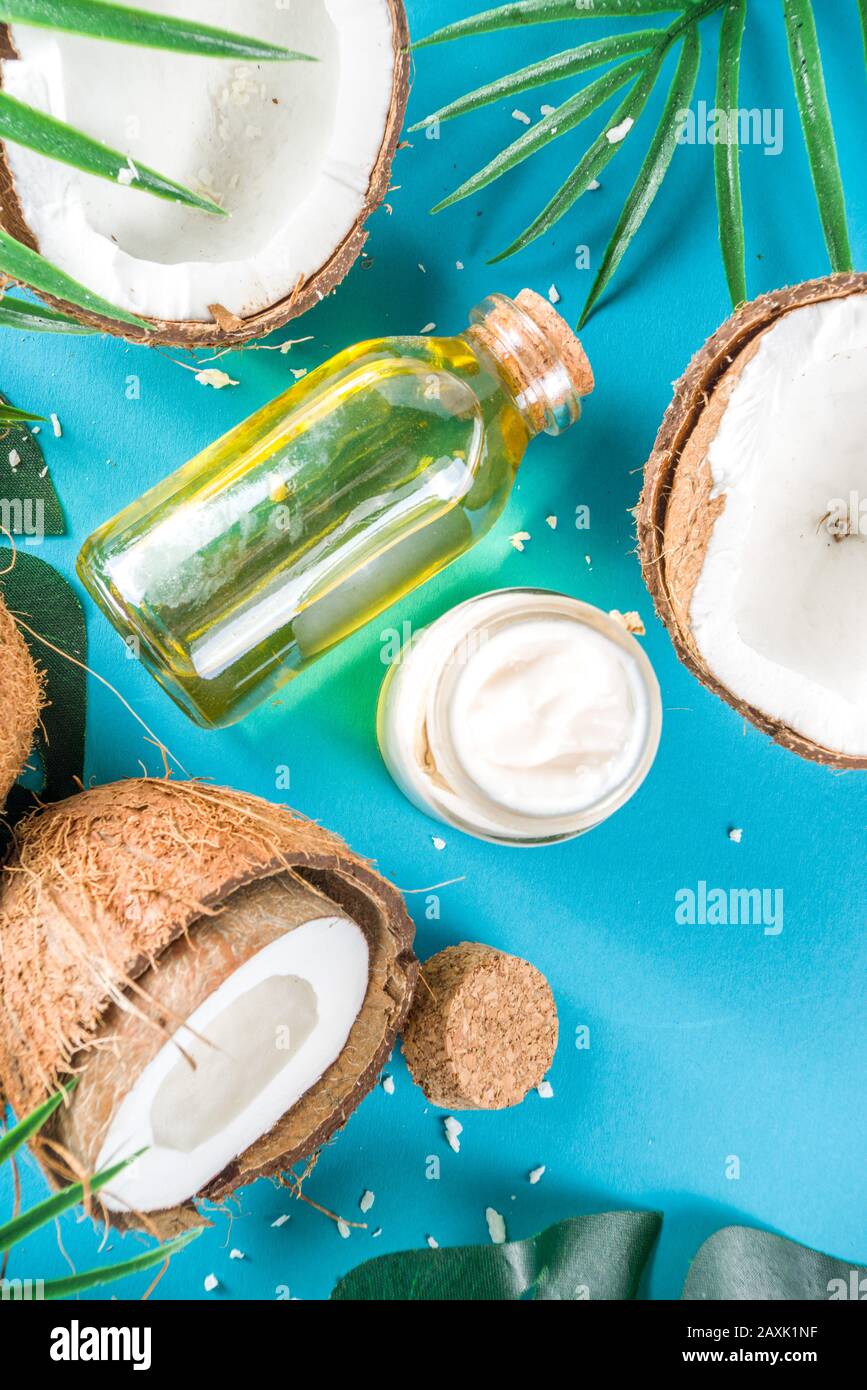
{"left": 377, "top": 589, "right": 663, "bottom": 846}
{"left": 77, "top": 291, "right": 593, "bottom": 728}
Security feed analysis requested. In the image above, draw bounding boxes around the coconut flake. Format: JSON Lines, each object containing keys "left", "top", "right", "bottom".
{"left": 204, "top": 1273, "right": 219, "bottom": 1292}
{"left": 548, "top": 284, "right": 561, "bottom": 305}
{"left": 486, "top": 1208, "right": 507, "bottom": 1244}
{"left": 431, "top": 836, "right": 446, "bottom": 851}
{"left": 728, "top": 827, "right": 744, "bottom": 843}
{"left": 50, "top": 412, "right": 62, "bottom": 438}
{"left": 229, "top": 1248, "right": 245, "bottom": 1260}
{"left": 509, "top": 531, "right": 531, "bottom": 552}
{"left": 546, "top": 515, "right": 557, "bottom": 530}
{"left": 537, "top": 1080, "right": 554, "bottom": 1099}
{"left": 528, "top": 1166, "right": 546, "bottom": 1185}
{"left": 606, "top": 117, "right": 634, "bottom": 144}
{"left": 512, "top": 109, "right": 531, "bottom": 125}
{"left": 195, "top": 368, "right": 239, "bottom": 390}
{"left": 271, "top": 1213, "right": 290, "bottom": 1228}
{"left": 426, "top": 1235, "right": 439, "bottom": 1248}
{"left": 337, "top": 1218, "right": 351, "bottom": 1239}
{"left": 382, "top": 1073, "right": 395, "bottom": 1095}
{"left": 444, "top": 1116, "right": 463, "bottom": 1153}
{"left": 609, "top": 609, "right": 646, "bottom": 637}
{"left": 360, "top": 1190, "right": 375, "bottom": 1214}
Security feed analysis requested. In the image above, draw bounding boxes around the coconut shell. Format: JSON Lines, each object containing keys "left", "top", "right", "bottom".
{"left": 0, "top": 589, "right": 43, "bottom": 809}
{"left": 401, "top": 943, "right": 558, "bottom": 1110}
{"left": 0, "top": 0, "right": 410, "bottom": 348}
{"left": 638, "top": 272, "right": 867, "bottom": 769}
{"left": 0, "top": 778, "right": 417, "bottom": 1230}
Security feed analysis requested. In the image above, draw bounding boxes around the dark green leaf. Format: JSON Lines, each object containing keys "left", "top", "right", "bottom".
{"left": 434, "top": 54, "right": 649, "bottom": 213}
{"left": 0, "top": 1085, "right": 74, "bottom": 1167}
{"left": 0, "top": 401, "right": 45, "bottom": 424}
{"left": 332, "top": 1212, "right": 662, "bottom": 1300}
{"left": 714, "top": 0, "right": 748, "bottom": 306}
{"left": 0, "top": 295, "right": 94, "bottom": 334}
{"left": 860, "top": 0, "right": 867, "bottom": 71}
{"left": 0, "top": 554, "right": 88, "bottom": 835}
{"left": 42, "top": 1228, "right": 202, "bottom": 1299}
{"left": 410, "top": 31, "right": 658, "bottom": 131}
{"left": 0, "top": 226, "right": 150, "bottom": 330}
{"left": 580, "top": 26, "right": 700, "bottom": 325}
{"left": 0, "top": 0, "right": 313, "bottom": 61}
{"left": 782, "top": 0, "right": 852, "bottom": 272}
{"left": 491, "top": 46, "right": 667, "bottom": 262}
{"left": 0, "top": 1152, "right": 140, "bottom": 1252}
{"left": 0, "top": 391, "right": 63, "bottom": 534}
{"left": 417, "top": 1, "right": 690, "bottom": 47}
{"left": 0, "top": 90, "right": 225, "bottom": 216}
{"left": 683, "top": 1226, "right": 867, "bottom": 1300}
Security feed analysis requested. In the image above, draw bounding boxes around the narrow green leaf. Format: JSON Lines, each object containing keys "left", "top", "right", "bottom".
{"left": 433, "top": 54, "right": 649, "bottom": 213}
{"left": 0, "top": 0, "right": 313, "bottom": 61}
{"left": 0, "top": 227, "right": 150, "bottom": 330}
{"left": 0, "top": 402, "right": 45, "bottom": 424}
{"left": 42, "top": 1228, "right": 202, "bottom": 1299}
{"left": 490, "top": 47, "right": 667, "bottom": 262}
{"left": 0, "top": 1151, "right": 140, "bottom": 1252}
{"left": 0, "top": 1085, "right": 74, "bottom": 1167}
{"left": 860, "top": 0, "right": 867, "bottom": 71}
{"left": 410, "top": 31, "right": 658, "bottom": 131}
{"left": 0, "top": 294, "right": 95, "bottom": 333}
{"left": 0, "top": 91, "right": 225, "bottom": 216}
{"left": 417, "top": 0, "right": 690, "bottom": 47}
{"left": 580, "top": 27, "right": 700, "bottom": 325}
{"left": 333, "top": 1212, "right": 663, "bottom": 1300}
{"left": 782, "top": 0, "right": 852, "bottom": 271}
{"left": 713, "top": 0, "right": 747, "bottom": 306}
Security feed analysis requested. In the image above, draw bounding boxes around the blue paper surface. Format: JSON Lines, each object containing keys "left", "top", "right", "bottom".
{"left": 1, "top": 0, "right": 864, "bottom": 1301}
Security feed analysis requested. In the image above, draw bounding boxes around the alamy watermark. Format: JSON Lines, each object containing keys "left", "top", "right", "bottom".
{"left": 677, "top": 100, "right": 783, "bottom": 157}
{"left": 0, "top": 497, "right": 45, "bottom": 545}
{"left": 675, "top": 881, "right": 784, "bottom": 936}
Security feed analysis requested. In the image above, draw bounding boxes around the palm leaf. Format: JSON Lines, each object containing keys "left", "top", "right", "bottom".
{"left": 0, "top": 0, "right": 313, "bottom": 61}
{"left": 490, "top": 46, "right": 667, "bottom": 262}
{"left": 860, "top": 0, "right": 867, "bottom": 70}
{"left": 0, "top": 294, "right": 95, "bottom": 332}
{"left": 714, "top": 0, "right": 747, "bottom": 306}
{"left": 0, "top": 1151, "right": 141, "bottom": 1251}
{"left": 0, "top": 226, "right": 150, "bottom": 329}
{"left": 433, "top": 53, "right": 650, "bottom": 213}
{"left": 42, "top": 1228, "right": 202, "bottom": 1299}
{"left": 580, "top": 26, "right": 700, "bottom": 325}
{"left": 0, "top": 1083, "right": 74, "bottom": 1165}
{"left": 410, "top": 31, "right": 658, "bottom": 131}
{"left": 0, "top": 90, "right": 224, "bottom": 216}
{"left": 0, "top": 402, "right": 44, "bottom": 424}
{"left": 416, "top": 0, "right": 690, "bottom": 47}
{"left": 782, "top": 0, "right": 852, "bottom": 271}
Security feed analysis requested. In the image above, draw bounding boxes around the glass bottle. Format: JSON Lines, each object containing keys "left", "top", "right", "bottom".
{"left": 77, "top": 290, "right": 594, "bottom": 728}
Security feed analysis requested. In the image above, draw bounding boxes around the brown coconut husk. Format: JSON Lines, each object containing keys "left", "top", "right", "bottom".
{"left": 638, "top": 272, "right": 867, "bottom": 769}
{"left": 0, "top": 589, "right": 44, "bottom": 809}
{"left": 0, "top": 778, "right": 417, "bottom": 1232}
{"left": 402, "top": 943, "right": 558, "bottom": 1111}
{"left": 0, "top": 1, "right": 410, "bottom": 348}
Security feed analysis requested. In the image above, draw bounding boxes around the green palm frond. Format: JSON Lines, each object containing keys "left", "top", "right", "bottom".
{"left": 416, "top": 0, "right": 859, "bottom": 322}
{"left": 0, "top": 294, "right": 96, "bottom": 333}
{"left": 0, "top": 0, "right": 311, "bottom": 333}
{"left": 0, "top": 1086, "right": 200, "bottom": 1296}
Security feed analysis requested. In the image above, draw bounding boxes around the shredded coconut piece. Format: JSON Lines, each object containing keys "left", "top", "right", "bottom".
{"left": 609, "top": 609, "right": 646, "bottom": 636}
{"left": 728, "top": 827, "right": 744, "bottom": 843}
{"left": 540, "top": 104, "right": 556, "bottom": 116}
{"left": 444, "top": 1116, "right": 463, "bottom": 1153}
{"left": 546, "top": 515, "right": 557, "bottom": 529}
{"left": 229, "top": 1248, "right": 245, "bottom": 1260}
{"left": 431, "top": 835, "right": 446, "bottom": 851}
{"left": 426, "top": 1235, "right": 439, "bottom": 1249}
{"left": 8, "top": 449, "right": 20, "bottom": 470}
{"left": 529, "top": 1166, "right": 546, "bottom": 1185}
{"left": 420, "top": 322, "right": 436, "bottom": 334}
{"left": 50, "top": 413, "right": 62, "bottom": 438}
{"left": 548, "top": 284, "right": 561, "bottom": 305}
{"left": 486, "top": 1208, "right": 507, "bottom": 1245}
{"left": 382, "top": 1073, "right": 395, "bottom": 1095}
{"left": 512, "top": 109, "right": 531, "bottom": 125}
{"left": 360, "top": 1190, "right": 375, "bottom": 1214}
{"left": 195, "top": 368, "right": 239, "bottom": 390}
{"left": 537, "top": 1080, "right": 554, "bottom": 1100}
{"left": 510, "top": 531, "right": 531, "bottom": 552}
{"left": 588, "top": 178, "right": 601, "bottom": 190}
{"left": 455, "top": 260, "right": 464, "bottom": 270}
{"left": 606, "top": 117, "right": 634, "bottom": 144}
{"left": 337, "top": 1218, "right": 351, "bottom": 1239}
{"left": 204, "top": 1273, "right": 219, "bottom": 1292}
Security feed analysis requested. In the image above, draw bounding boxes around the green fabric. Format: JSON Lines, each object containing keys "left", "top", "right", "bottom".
{"left": 0, "top": 394, "right": 65, "bottom": 537}
{"left": 0, "top": 551, "right": 86, "bottom": 829}
{"left": 331, "top": 1211, "right": 662, "bottom": 1300}
{"left": 683, "top": 1226, "right": 867, "bottom": 1301}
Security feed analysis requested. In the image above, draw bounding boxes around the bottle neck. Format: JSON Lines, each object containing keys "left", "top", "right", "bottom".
{"left": 464, "top": 290, "right": 594, "bottom": 437}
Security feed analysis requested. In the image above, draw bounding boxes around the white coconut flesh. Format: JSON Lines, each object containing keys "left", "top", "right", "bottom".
{"left": 96, "top": 913, "right": 369, "bottom": 1213}
{"left": 689, "top": 292, "right": 867, "bottom": 757}
{"left": 1, "top": 0, "right": 396, "bottom": 321}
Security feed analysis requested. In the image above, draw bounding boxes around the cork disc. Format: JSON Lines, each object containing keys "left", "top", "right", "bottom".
{"left": 402, "top": 943, "right": 558, "bottom": 1110}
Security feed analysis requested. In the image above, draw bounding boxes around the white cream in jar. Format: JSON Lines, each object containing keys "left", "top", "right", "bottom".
{"left": 377, "top": 589, "right": 662, "bottom": 845}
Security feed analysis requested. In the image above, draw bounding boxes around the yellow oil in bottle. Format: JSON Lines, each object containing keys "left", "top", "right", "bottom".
{"left": 78, "top": 292, "right": 592, "bottom": 727}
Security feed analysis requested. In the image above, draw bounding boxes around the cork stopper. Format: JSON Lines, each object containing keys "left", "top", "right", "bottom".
{"left": 466, "top": 290, "right": 594, "bottom": 436}
{"left": 515, "top": 289, "right": 595, "bottom": 399}
{"left": 401, "top": 942, "right": 558, "bottom": 1110}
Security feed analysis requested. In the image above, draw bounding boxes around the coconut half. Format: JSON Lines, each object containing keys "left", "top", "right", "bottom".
{"left": 0, "top": 0, "right": 409, "bottom": 345}
{"left": 0, "top": 589, "right": 43, "bottom": 808}
{"left": 639, "top": 273, "right": 867, "bottom": 767}
{"left": 0, "top": 779, "right": 417, "bottom": 1232}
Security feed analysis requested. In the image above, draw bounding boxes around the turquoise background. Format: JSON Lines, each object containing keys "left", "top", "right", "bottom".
{"left": 2, "top": 0, "right": 865, "bottom": 1301}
